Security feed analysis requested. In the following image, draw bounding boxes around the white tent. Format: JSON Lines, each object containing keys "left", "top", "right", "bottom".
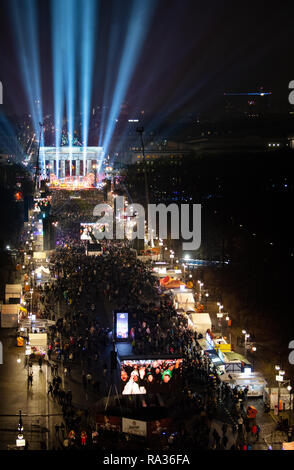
{"left": 187, "top": 313, "right": 212, "bottom": 335}
{"left": 29, "top": 333, "right": 47, "bottom": 347}
{"left": 33, "top": 252, "right": 47, "bottom": 260}
{"left": 35, "top": 266, "right": 50, "bottom": 275}
{"left": 0, "top": 304, "right": 20, "bottom": 327}
{"left": 5, "top": 284, "right": 22, "bottom": 304}
{"left": 220, "top": 372, "right": 267, "bottom": 397}
{"left": 173, "top": 292, "right": 195, "bottom": 312}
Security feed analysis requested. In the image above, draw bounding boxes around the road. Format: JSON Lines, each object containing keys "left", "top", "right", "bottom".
{"left": 0, "top": 328, "right": 64, "bottom": 450}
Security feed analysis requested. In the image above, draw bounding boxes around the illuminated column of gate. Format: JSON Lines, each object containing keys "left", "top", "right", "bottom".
{"left": 50, "top": 156, "right": 54, "bottom": 176}
{"left": 61, "top": 158, "right": 65, "bottom": 178}
{"left": 76, "top": 159, "right": 80, "bottom": 177}
{"left": 86, "top": 158, "right": 91, "bottom": 175}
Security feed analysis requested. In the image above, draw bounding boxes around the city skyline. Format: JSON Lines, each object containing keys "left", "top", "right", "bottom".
{"left": 0, "top": 0, "right": 293, "bottom": 119}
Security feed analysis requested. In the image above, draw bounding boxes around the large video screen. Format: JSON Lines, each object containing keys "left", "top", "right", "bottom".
{"left": 80, "top": 222, "right": 106, "bottom": 241}
{"left": 80, "top": 223, "right": 95, "bottom": 240}
{"left": 121, "top": 358, "right": 183, "bottom": 395}
{"left": 116, "top": 312, "right": 129, "bottom": 340}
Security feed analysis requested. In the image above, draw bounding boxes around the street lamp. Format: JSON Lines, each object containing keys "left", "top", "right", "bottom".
{"left": 163, "top": 246, "right": 168, "bottom": 262}
{"left": 198, "top": 281, "right": 204, "bottom": 301}
{"left": 159, "top": 239, "right": 163, "bottom": 260}
{"left": 17, "top": 409, "right": 24, "bottom": 442}
{"left": 242, "top": 330, "right": 250, "bottom": 356}
{"left": 276, "top": 368, "right": 285, "bottom": 415}
{"left": 205, "top": 292, "right": 209, "bottom": 310}
{"left": 182, "top": 263, "right": 187, "bottom": 282}
{"left": 287, "top": 386, "right": 292, "bottom": 424}
{"left": 251, "top": 346, "right": 257, "bottom": 369}
{"left": 217, "top": 312, "right": 223, "bottom": 336}
{"left": 16, "top": 410, "right": 26, "bottom": 448}
{"left": 217, "top": 302, "right": 224, "bottom": 313}
{"left": 170, "top": 250, "right": 174, "bottom": 267}
{"left": 30, "top": 288, "right": 33, "bottom": 312}
{"left": 17, "top": 410, "right": 23, "bottom": 435}
{"left": 29, "top": 288, "right": 34, "bottom": 332}
{"left": 224, "top": 315, "right": 231, "bottom": 343}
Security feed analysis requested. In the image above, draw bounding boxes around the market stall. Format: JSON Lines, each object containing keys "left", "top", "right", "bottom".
{"left": 204, "top": 349, "right": 226, "bottom": 373}
{"left": 172, "top": 289, "right": 195, "bottom": 311}
{"left": 220, "top": 371, "right": 267, "bottom": 397}
{"left": 153, "top": 266, "right": 182, "bottom": 281}
{"left": 187, "top": 313, "right": 212, "bottom": 335}
{"left": 5, "top": 284, "right": 22, "bottom": 304}
{"left": 0, "top": 304, "right": 20, "bottom": 328}
{"left": 263, "top": 387, "right": 292, "bottom": 410}
{"left": 222, "top": 350, "right": 253, "bottom": 373}
{"left": 26, "top": 333, "right": 48, "bottom": 360}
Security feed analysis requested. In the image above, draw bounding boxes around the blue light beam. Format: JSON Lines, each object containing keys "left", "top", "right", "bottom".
{"left": 10, "top": 0, "right": 45, "bottom": 174}
{"left": 51, "top": 0, "right": 65, "bottom": 178}
{"left": 64, "top": 0, "right": 78, "bottom": 176}
{"left": 79, "top": 0, "right": 98, "bottom": 175}
{"left": 101, "top": 0, "right": 156, "bottom": 167}
{"left": 98, "top": 0, "right": 128, "bottom": 148}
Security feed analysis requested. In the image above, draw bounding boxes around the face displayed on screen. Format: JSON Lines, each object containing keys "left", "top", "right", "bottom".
{"left": 121, "top": 358, "right": 183, "bottom": 395}
{"left": 139, "top": 367, "right": 145, "bottom": 379}
{"left": 121, "top": 370, "right": 128, "bottom": 382}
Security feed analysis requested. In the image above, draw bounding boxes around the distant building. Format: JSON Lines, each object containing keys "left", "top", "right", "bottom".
{"left": 187, "top": 134, "right": 290, "bottom": 155}
{"left": 224, "top": 88, "right": 272, "bottom": 117}
{"left": 187, "top": 114, "right": 294, "bottom": 155}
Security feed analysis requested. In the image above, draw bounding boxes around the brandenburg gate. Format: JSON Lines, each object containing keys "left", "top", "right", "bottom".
{"left": 40, "top": 146, "right": 104, "bottom": 189}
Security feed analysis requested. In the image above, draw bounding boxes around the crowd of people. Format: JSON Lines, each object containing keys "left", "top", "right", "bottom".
{"left": 47, "top": 243, "right": 158, "bottom": 311}
{"left": 51, "top": 190, "right": 104, "bottom": 249}
{"left": 19, "top": 191, "right": 264, "bottom": 451}
{"left": 129, "top": 302, "right": 197, "bottom": 356}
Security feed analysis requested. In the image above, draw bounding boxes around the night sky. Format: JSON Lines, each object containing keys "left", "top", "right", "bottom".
{"left": 0, "top": 0, "right": 294, "bottom": 117}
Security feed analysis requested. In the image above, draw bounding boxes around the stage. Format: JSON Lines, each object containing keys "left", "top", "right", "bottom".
{"left": 40, "top": 145, "right": 105, "bottom": 189}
